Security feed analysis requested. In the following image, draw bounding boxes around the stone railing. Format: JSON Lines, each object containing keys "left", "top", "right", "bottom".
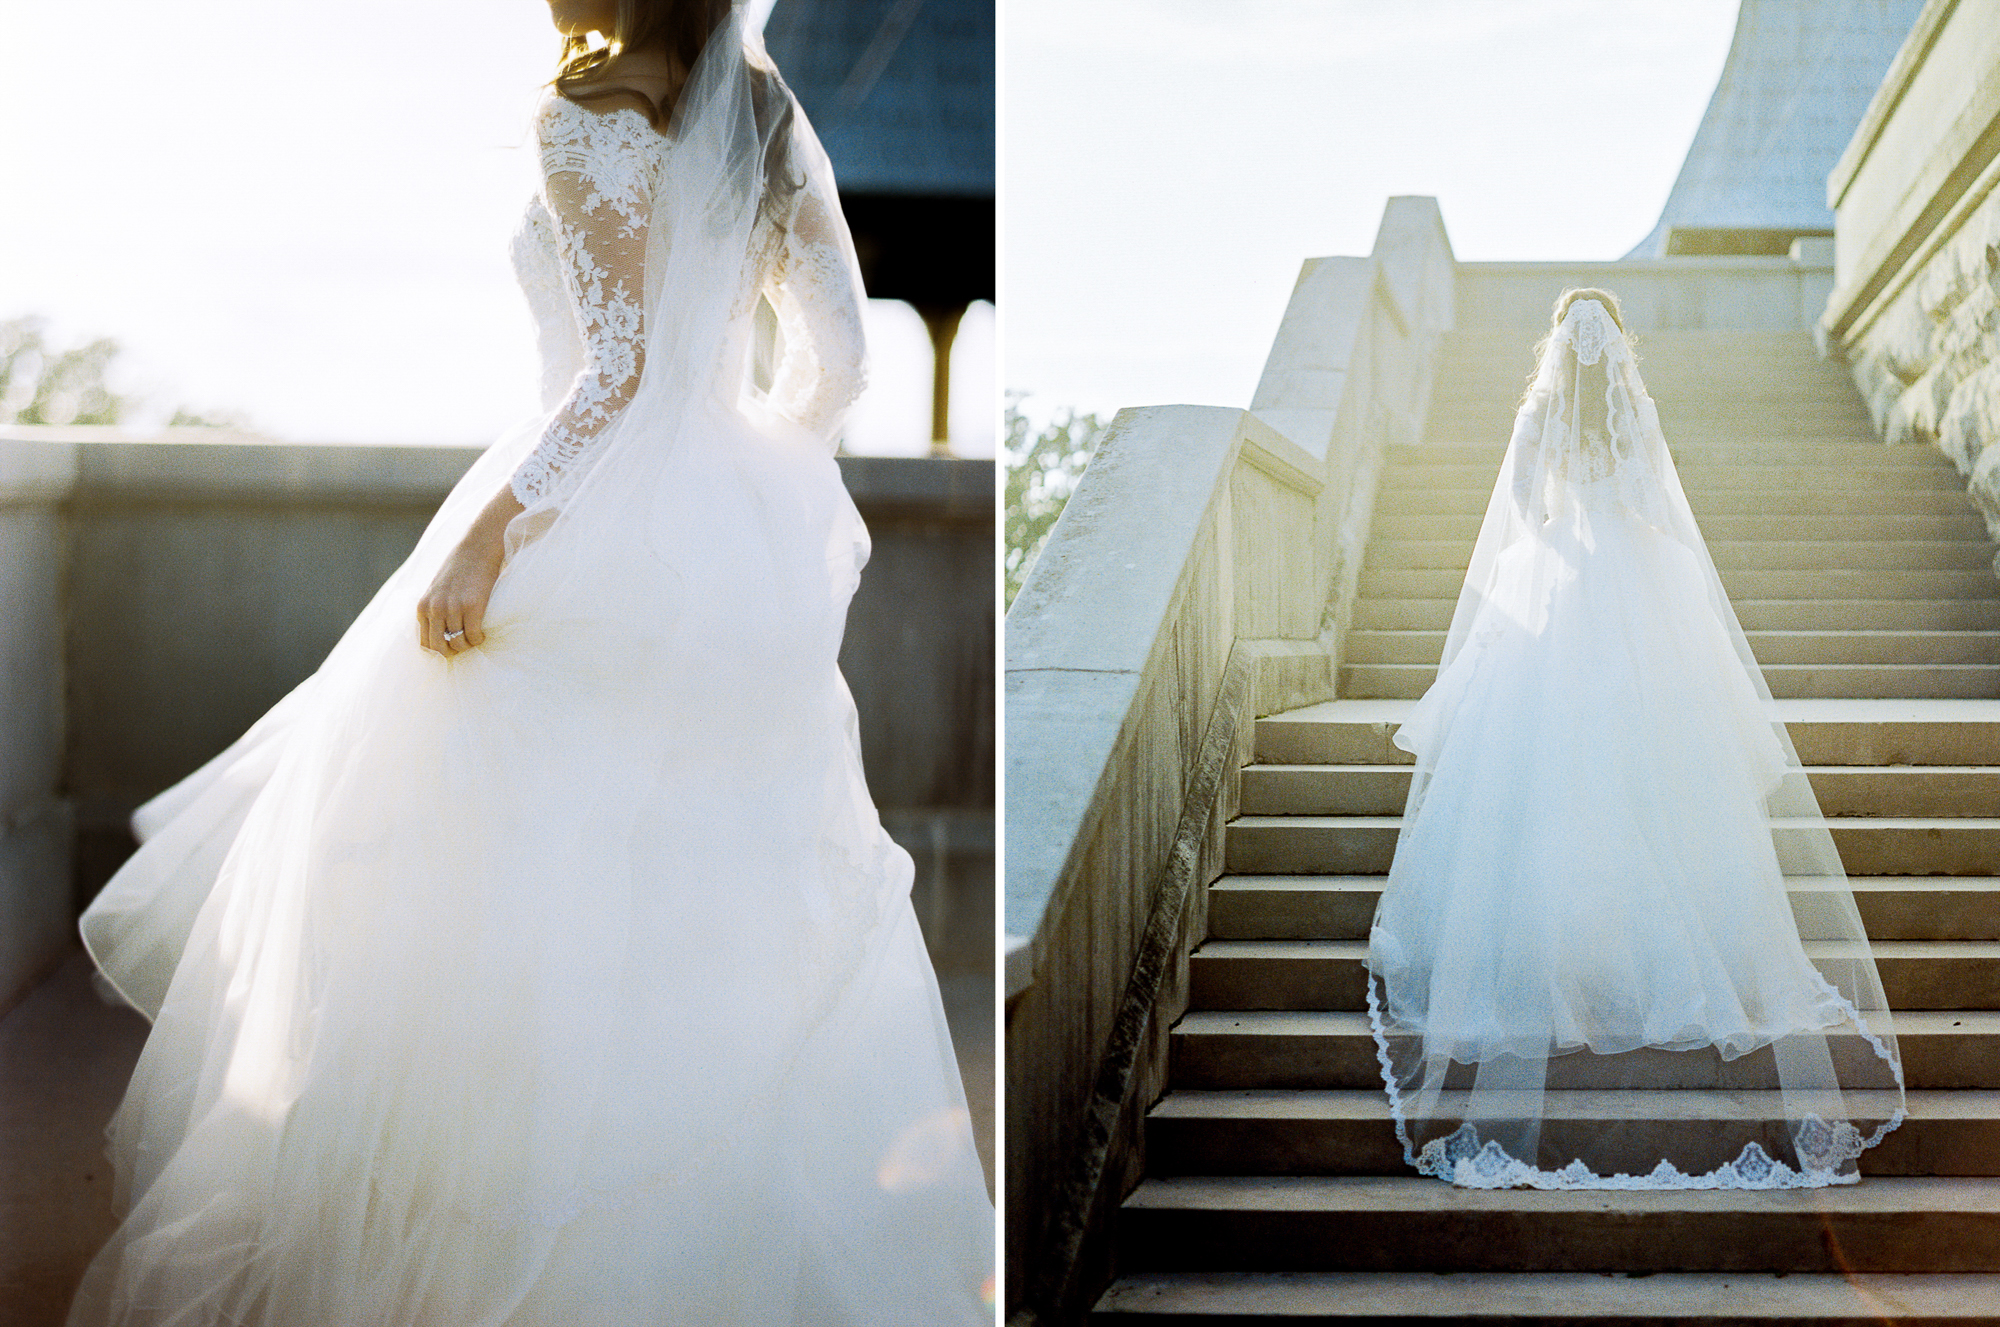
{"left": 0, "top": 430, "right": 993, "bottom": 1012}
{"left": 1819, "top": 0, "right": 2000, "bottom": 526}
{"left": 1001, "top": 197, "right": 1455, "bottom": 1324}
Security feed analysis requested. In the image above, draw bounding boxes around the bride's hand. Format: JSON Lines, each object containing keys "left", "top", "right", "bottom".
{"left": 419, "top": 488, "right": 527, "bottom": 657}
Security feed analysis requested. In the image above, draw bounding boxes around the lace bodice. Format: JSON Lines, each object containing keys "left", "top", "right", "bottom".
{"left": 508, "top": 92, "right": 868, "bottom": 509}
{"left": 1510, "top": 346, "right": 1668, "bottom": 524}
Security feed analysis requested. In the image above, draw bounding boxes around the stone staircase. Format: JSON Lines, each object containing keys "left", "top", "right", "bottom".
{"left": 1091, "top": 330, "right": 2000, "bottom": 1321}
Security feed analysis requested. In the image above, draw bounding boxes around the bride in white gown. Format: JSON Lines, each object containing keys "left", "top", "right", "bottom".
{"left": 65, "top": 1, "right": 992, "bottom": 1321}
{"left": 1366, "top": 288, "right": 1906, "bottom": 1190}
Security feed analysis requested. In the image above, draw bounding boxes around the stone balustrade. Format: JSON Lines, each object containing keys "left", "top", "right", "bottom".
{"left": 1001, "top": 197, "right": 1455, "bottom": 1323}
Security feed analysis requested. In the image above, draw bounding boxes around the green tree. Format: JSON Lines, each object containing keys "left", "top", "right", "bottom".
{"left": 1004, "top": 393, "right": 1106, "bottom": 609}
{"left": 0, "top": 316, "right": 246, "bottom": 429}
{"left": 0, "top": 317, "right": 129, "bottom": 425}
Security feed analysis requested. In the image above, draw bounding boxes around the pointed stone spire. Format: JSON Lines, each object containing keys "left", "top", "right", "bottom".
{"left": 1625, "top": 0, "right": 1924, "bottom": 258}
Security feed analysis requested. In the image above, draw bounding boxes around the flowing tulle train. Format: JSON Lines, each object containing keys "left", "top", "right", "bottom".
{"left": 1366, "top": 296, "right": 1903, "bottom": 1190}
{"left": 68, "top": 403, "right": 993, "bottom": 1324}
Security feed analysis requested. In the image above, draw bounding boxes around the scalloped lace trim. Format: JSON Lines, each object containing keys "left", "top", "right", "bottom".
{"left": 1363, "top": 968, "right": 1907, "bottom": 1191}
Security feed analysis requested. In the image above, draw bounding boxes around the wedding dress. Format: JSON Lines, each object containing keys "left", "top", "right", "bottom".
{"left": 65, "top": 8, "right": 992, "bottom": 1323}
{"left": 1365, "top": 297, "right": 1905, "bottom": 1190}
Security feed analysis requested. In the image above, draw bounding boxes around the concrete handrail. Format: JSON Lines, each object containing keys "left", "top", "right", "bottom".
{"left": 1001, "top": 197, "right": 1454, "bottom": 1323}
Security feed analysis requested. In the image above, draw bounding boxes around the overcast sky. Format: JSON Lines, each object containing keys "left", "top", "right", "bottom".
{"left": 1004, "top": 0, "right": 1742, "bottom": 425}
{"left": 0, "top": 0, "right": 991, "bottom": 456}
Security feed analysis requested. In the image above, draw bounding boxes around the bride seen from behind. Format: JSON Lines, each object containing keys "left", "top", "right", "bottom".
{"left": 65, "top": 1, "right": 994, "bottom": 1322}
{"left": 1366, "top": 287, "right": 1907, "bottom": 1190}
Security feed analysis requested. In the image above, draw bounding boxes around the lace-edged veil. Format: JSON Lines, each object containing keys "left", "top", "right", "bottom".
{"left": 1370, "top": 297, "right": 1907, "bottom": 1188}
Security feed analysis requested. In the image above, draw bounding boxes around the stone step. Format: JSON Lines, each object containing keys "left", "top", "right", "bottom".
{"left": 1439, "top": 327, "right": 1826, "bottom": 349}
{"left": 1115, "top": 1174, "right": 2000, "bottom": 1273}
{"left": 1209, "top": 874, "right": 2000, "bottom": 940}
{"left": 1378, "top": 488, "right": 1978, "bottom": 517}
{"left": 1426, "top": 375, "right": 1868, "bottom": 401}
{"left": 1420, "top": 425, "right": 1890, "bottom": 449}
{"left": 1345, "top": 628, "right": 2000, "bottom": 667}
{"left": 1171, "top": 1008, "right": 2000, "bottom": 1091}
{"left": 1357, "top": 566, "right": 2000, "bottom": 602}
{"left": 1381, "top": 464, "right": 1966, "bottom": 493}
{"left": 1432, "top": 357, "right": 1858, "bottom": 382}
{"left": 1383, "top": 442, "right": 1954, "bottom": 469}
{"left": 1241, "top": 764, "right": 2000, "bottom": 818}
{"left": 1419, "top": 429, "right": 1887, "bottom": 450}
{"left": 1426, "top": 385, "right": 1879, "bottom": 408}
{"left": 1353, "top": 597, "right": 2000, "bottom": 632}
{"left": 1431, "top": 364, "right": 1858, "bottom": 383}
{"left": 1426, "top": 390, "right": 1868, "bottom": 415}
{"left": 1091, "top": 1270, "right": 2000, "bottom": 1322}
{"left": 1433, "top": 357, "right": 1858, "bottom": 381}
{"left": 1423, "top": 397, "right": 1873, "bottom": 418}
{"left": 1145, "top": 1089, "right": 1965, "bottom": 1178}
{"left": 1225, "top": 814, "right": 2000, "bottom": 876}
{"left": 1254, "top": 698, "right": 2000, "bottom": 767}
{"left": 1369, "top": 510, "right": 1992, "bottom": 542}
{"left": 1255, "top": 699, "right": 2000, "bottom": 767}
{"left": 1425, "top": 369, "right": 1868, "bottom": 395}
{"left": 1365, "top": 539, "right": 1998, "bottom": 572}
{"left": 1187, "top": 939, "right": 2000, "bottom": 1013}
{"left": 1340, "top": 660, "right": 2000, "bottom": 700}
{"left": 1433, "top": 344, "right": 1856, "bottom": 371}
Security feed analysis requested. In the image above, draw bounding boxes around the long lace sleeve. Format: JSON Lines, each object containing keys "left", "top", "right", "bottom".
{"left": 510, "top": 101, "right": 658, "bottom": 508}
{"left": 1508, "top": 387, "right": 1547, "bottom": 516}
{"left": 762, "top": 188, "right": 867, "bottom": 440}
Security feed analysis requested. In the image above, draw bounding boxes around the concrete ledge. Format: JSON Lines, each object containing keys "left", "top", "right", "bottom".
{"left": 1004, "top": 403, "right": 1245, "bottom": 953}
{"left": 837, "top": 454, "right": 992, "bottom": 520}
{"left": 1832, "top": 0, "right": 1966, "bottom": 205}
{"left": 0, "top": 429, "right": 481, "bottom": 506}
{"left": 1005, "top": 198, "right": 1456, "bottom": 1322}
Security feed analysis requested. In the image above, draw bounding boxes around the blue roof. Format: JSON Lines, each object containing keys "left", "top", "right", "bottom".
{"left": 763, "top": 0, "right": 994, "bottom": 198}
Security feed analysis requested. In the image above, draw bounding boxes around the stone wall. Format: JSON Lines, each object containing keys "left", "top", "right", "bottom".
{"left": 1820, "top": 0, "right": 2000, "bottom": 533}
{"left": 0, "top": 431, "right": 993, "bottom": 1012}
{"left": 0, "top": 441, "right": 76, "bottom": 1016}
{"left": 1002, "top": 197, "right": 1455, "bottom": 1323}
{"left": 1457, "top": 254, "right": 1836, "bottom": 332}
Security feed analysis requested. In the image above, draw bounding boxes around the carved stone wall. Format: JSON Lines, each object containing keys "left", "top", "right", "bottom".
{"left": 1821, "top": 0, "right": 2000, "bottom": 544}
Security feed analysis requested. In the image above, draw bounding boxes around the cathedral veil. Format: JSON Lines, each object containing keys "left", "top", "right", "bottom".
{"left": 1366, "top": 297, "right": 1906, "bottom": 1189}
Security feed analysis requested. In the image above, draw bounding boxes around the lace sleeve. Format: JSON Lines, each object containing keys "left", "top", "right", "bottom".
{"left": 509, "top": 101, "right": 657, "bottom": 508}
{"left": 1508, "top": 387, "right": 1547, "bottom": 516}
{"left": 763, "top": 187, "right": 867, "bottom": 439}
{"left": 1611, "top": 371, "right": 1677, "bottom": 535}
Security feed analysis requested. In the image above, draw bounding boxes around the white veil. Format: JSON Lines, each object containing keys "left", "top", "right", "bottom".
{"left": 1367, "top": 297, "right": 1907, "bottom": 1189}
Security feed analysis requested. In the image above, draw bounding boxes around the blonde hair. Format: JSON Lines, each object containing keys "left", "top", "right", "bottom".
{"left": 552, "top": 0, "right": 801, "bottom": 226}
{"left": 1522, "top": 286, "right": 1635, "bottom": 404}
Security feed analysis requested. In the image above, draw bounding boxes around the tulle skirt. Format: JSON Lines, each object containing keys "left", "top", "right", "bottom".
{"left": 1369, "top": 498, "right": 1902, "bottom": 1188}
{"left": 67, "top": 401, "right": 993, "bottom": 1324}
